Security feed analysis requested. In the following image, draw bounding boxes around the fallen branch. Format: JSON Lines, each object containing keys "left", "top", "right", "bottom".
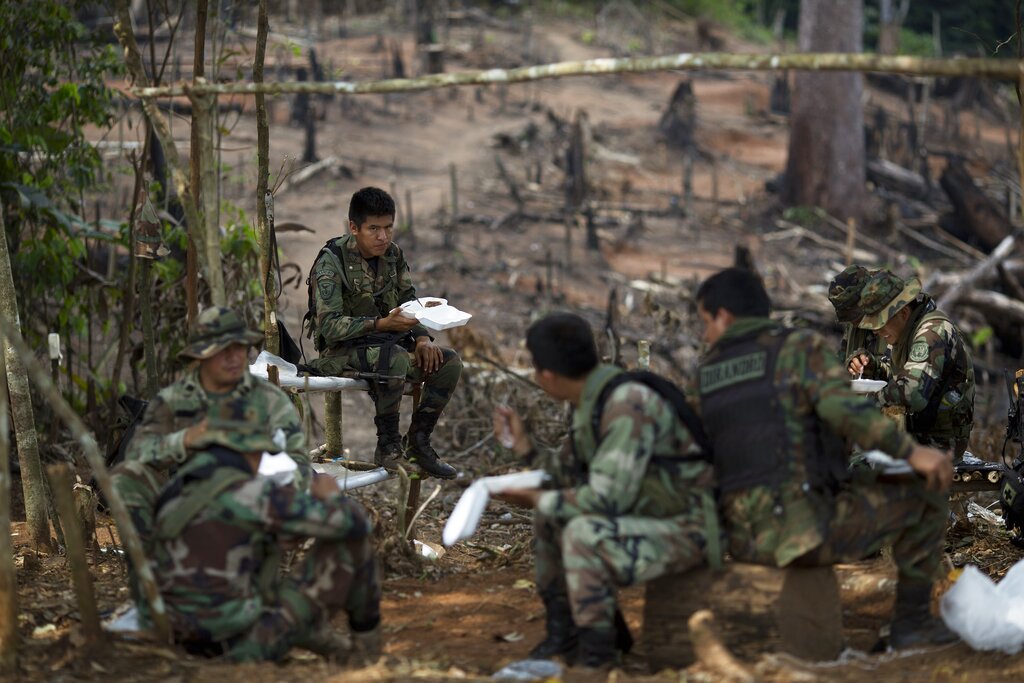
{"left": 687, "top": 609, "right": 756, "bottom": 683}
{"left": 933, "top": 233, "right": 1016, "bottom": 309}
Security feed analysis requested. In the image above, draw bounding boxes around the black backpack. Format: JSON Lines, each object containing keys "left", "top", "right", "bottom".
{"left": 300, "top": 237, "right": 348, "bottom": 362}
{"left": 589, "top": 370, "right": 711, "bottom": 460}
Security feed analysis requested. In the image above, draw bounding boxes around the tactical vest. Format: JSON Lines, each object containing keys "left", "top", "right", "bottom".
{"left": 304, "top": 235, "right": 405, "bottom": 353}
{"left": 700, "top": 327, "right": 847, "bottom": 495}
{"left": 894, "top": 307, "right": 974, "bottom": 444}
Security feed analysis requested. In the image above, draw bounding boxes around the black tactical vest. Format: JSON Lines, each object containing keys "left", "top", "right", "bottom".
{"left": 700, "top": 326, "right": 847, "bottom": 495}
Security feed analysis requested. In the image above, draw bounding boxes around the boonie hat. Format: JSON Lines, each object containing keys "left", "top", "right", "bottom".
{"left": 857, "top": 272, "right": 923, "bottom": 330}
{"left": 178, "top": 307, "right": 262, "bottom": 360}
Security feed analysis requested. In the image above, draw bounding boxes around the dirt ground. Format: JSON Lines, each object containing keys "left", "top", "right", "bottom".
{"left": 16, "top": 7, "right": 1024, "bottom": 682}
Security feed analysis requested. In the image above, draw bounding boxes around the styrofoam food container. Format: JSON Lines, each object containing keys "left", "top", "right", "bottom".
{"left": 851, "top": 378, "right": 887, "bottom": 393}
{"left": 400, "top": 298, "right": 472, "bottom": 331}
{"left": 442, "top": 470, "right": 547, "bottom": 546}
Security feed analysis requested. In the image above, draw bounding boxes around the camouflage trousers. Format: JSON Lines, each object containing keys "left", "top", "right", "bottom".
{"left": 788, "top": 476, "right": 948, "bottom": 584}
{"left": 173, "top": 534, "right": 381, "bottom": 663}
{"left": 110, "top": 460, "right": 168, "bottom": 606}
{"left": 310, "top": 345, "right": 462, "bottom": 417}
{"left": 534, "top": 510, "right": 707, "bottom": 630}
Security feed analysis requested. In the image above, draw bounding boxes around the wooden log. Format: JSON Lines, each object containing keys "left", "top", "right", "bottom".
{"left": 939, "top": 157, "right": 1013, "bottom": 251}
{"left": 47, "top": 465, "right": 102, "bottom": 644}
{"left": 933, "top": 233, "right": 1015, "bottom": 309}
{"left": 688, "top": 610, "right": 756, "bottom": 683}
{"left": 867, "top": 158, "right": 929, "bottom": 199}
{"left": 325, "top": 391, "right": 343, "bottom": 457}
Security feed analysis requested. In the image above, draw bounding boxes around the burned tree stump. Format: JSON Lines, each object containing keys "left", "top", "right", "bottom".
{"left": 658, "top": 80, "right": 697, "bottom": 151}
{"left": 940, "top": 157, "right": 1012, "bottom": 252}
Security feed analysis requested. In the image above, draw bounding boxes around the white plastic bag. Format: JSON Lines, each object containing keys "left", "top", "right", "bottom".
{"left": 940, "top": 560, "right": 1024, "bottom": 654}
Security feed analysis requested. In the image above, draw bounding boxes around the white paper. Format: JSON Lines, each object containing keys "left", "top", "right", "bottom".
{"left": 442, "top": 470, "right": 547, "bottom": 547}
{"left": 400, "top": 298, "right": 472, "bottom": 331}
{"left": 258, "top": 451, "right": 298, "bottom": 485}
{"left": 941, "top": 561, "right": 1024, "bottom": 654}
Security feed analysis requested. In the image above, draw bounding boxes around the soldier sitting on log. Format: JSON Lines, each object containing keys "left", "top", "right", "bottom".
{"left": 491, "top": 312, "right": 720, "bottom": 669}
{"left": 304, "top": 186, "right": 463, "bottom": 479}
{"left": 151, "top": 399, "right": 380, "bottom": 663}
{"left": 847, "top": 269, "right": 976, "bottom": 460}
{"left": 695, "top": 267, "right": 957, "bottom": 651}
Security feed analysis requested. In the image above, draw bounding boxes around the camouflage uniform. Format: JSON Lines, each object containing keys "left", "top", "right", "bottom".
{"left": 111, "top": 308, "right": 310, "bottom": 604}
{"left": 698, "top": 318, "right": 947, "bottom": 585}
{"left": 827, "top": 265, "right": 887, "bottom": 377}
{"left": 307, "top": 233, "right": 462, "bottom": 420}
{"left": 532, "top": 364, "right": 719, "bottom": 631}
{"left": 857, "top": 272, "right": 975, "bottom": 458}
{"left": 151, "top": 404, "right": 379, "bottom": 662}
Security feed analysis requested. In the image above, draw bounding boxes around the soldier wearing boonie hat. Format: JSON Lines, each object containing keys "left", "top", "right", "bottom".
{"left": 110, "top": 307, "right": 312, "bottom": 615}
{"left": 849, "top": 270, "right": 975, "bottom": 458}
{"left": 827, "top": 265, "right": 886, "bottom": 376}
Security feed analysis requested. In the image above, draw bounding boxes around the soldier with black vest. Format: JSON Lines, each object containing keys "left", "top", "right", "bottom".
{"left": 304, "top": 187, "right": 462, "bottom": 479}
{"left": 695, "top": 267, "right": 957, "bottom": 651}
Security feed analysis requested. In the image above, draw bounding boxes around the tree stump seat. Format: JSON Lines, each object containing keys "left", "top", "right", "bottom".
{"left": 642, "top": 562, "right": 844, "bottom": 669}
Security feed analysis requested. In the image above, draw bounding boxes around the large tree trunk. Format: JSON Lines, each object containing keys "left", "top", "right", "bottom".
{"left": 782, "top": 0, "right": 865, "bottom": 224}
{"left": 877, "top": 0, "right": 910, "bottom": 56}
{"left": 0, "top": 209, "right": 50, "bottom": 552}
{"left": 255, "top": 0, "right": 279, "bottom": 354}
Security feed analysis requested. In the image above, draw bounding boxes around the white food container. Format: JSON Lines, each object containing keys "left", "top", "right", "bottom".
{"left": 400, "top": 297, "right": 472, "bottom": 331}
{"left": 850, "top": 378, "right": 887, "bottom": 393}
{"left": 442, "top": 470, "right": 547, "bottom": 546}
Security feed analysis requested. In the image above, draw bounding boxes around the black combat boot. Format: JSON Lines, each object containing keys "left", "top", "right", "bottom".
{"left": 614, "top": 608, "right": 633, "bottom": 654}
{"left": 404, "top": 412, "right": 457, "bottom": 479}
{"left": 576, "top": 626, "right": 618, "bottom": 669}
{"left": 373, "top": 414, "right": 404, "bottom": 466}
{"left": 889, "top": 582, "right": 959, "bottom": 650}
{"left": 529, "top": 594, "right": 579, "bottom": 660}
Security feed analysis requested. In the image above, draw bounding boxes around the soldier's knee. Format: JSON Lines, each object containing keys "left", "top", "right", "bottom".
{"left": 389, "top": 349, "right": 413, "bottom": 377}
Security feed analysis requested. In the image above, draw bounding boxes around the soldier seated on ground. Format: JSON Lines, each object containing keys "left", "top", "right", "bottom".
{"left": 492, "top": 313, "right": 720, "bottom": 669}
{"left": 695, "top": 267, "right": 957, "bottom": 651}
{"left": 847, "top": 269, "right": 975, "bottom": 460}
{"left": 151, "top": 400, "right": 381, "bottom": 664}
{"left": 111, "top": 306, "right": 310, "bottom": 606}
{"left": 304, "top": 186, "right": 463, "bottom": 479}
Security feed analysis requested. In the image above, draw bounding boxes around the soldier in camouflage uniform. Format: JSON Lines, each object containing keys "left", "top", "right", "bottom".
{"left": 493, "top": 313, "right": 719, "bottom": 668}
{"left": 305, "top": 187, "right": 462, "bottom": 479}
{"left": 827, "top": 264, "right": 886, "bottom": 376}
{"left": 848, "top": 270, "right": 975, "bottom": 459}
{"left": 110, "top": 307, "right": 311, "bottom": 604}
{"left": 152, "top": 399, "right": 380, "bottom": 663}
{"left": 696, "top": 268, "right": 956, "bottom": 651}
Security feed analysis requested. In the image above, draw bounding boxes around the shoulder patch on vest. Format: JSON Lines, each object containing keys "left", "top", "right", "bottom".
{"left": 909, "top": 340, "right": 929, "bottom": 362}
{"left": 317, "top": 280, "right": 335, "bottom": 299}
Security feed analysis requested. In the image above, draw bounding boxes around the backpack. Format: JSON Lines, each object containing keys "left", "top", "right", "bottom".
{"left": 589, "top": 370, "right": 711, "bottom": 460}
{"left": 301, "top": 237, "right": 348, "bottom": 358}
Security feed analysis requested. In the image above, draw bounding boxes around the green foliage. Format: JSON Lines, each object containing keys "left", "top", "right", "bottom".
{"left": 971, "top": 326, "right": 994, "bottom": 349}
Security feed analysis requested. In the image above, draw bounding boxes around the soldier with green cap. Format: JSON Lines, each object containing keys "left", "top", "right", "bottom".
{"left": 111, "top": 307, "right": 312, "bottom": 606}
{"left": 151, "top": 398, "right": 380, "bottom": 664}
{"left": 827, "top": 264, "right": 887, "bottom": 376}
{"left": 848, "top": 270, "right": 975, "bottom": 459}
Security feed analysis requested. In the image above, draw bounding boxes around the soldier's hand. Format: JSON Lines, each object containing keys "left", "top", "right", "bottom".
{"left": 907, "top": 445, "right": 953, "bottom": 492}
{"left": 492, "top": 488, "right": 541, "bottom": 508}
{"left": 378, "top": 307, "right": 419, "bottom": 333}
{"left": 414, "top": 337, "right": 444, "bottom": 374}
{"left": 183, "top": 418, "right": 209, "bottom": 450}
{"left": 311, "top": 472, "right": 341, "bottom": 500}
{"left": 493, "top": 405, "right": 533, "bottom": 458}
{"left": 847, "top": 354, "right": 872, "bottom": 377}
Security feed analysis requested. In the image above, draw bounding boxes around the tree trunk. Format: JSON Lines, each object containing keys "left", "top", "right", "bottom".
{"left": 877, "top": 0, "right": 910, "bottom": 56}
{"left": 187, "top": 0, "right": 207, "bottom": 329}
{"left": 0, "top": 353, "right": 18, "bottom": 671}
{"left": 255, "top": 0, "right": 279, "bottom": 354}
{"left": 782, "top": 0, "right": 866, "bottom": 224}
{"left": 0, "top": 208, "right": 50, "bottom": 552}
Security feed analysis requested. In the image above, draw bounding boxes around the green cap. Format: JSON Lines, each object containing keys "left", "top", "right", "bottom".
{"left": 827, "top": 265, "right": 874, "bottom": 323}
{"left": 857, "top": 272, "right": 922, "bottom": 330}
{"left": 192, "top": 397, "right": 279, "bottom": 454}
{"left": 178, "top": 307, "right": 263, "bottom": 360}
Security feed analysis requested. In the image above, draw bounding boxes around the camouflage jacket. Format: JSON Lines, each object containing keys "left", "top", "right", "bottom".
{"left": 311, "top": 234, "right": 428, "bottom": 356}
{"left": 840, "top": 324, "right": 888, "bottom": 379}
{"left": 152, "top": 448, "right": 371, "bottom": 642}
{"left": 125, "top": 368, "right": 311, "bottom": 489}
{"left": 536, "top": 364, "right": 716, "bottom": 523}
{"left": 701, "top": 318, "right": 916, "bottom": 567}
{"left": 876, "top": 300, "right": 975, "bottom": 448}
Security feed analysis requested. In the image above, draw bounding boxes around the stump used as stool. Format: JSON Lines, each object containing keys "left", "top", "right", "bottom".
{"left": 642, "top": 563, "right": 844, "bottom": 669}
